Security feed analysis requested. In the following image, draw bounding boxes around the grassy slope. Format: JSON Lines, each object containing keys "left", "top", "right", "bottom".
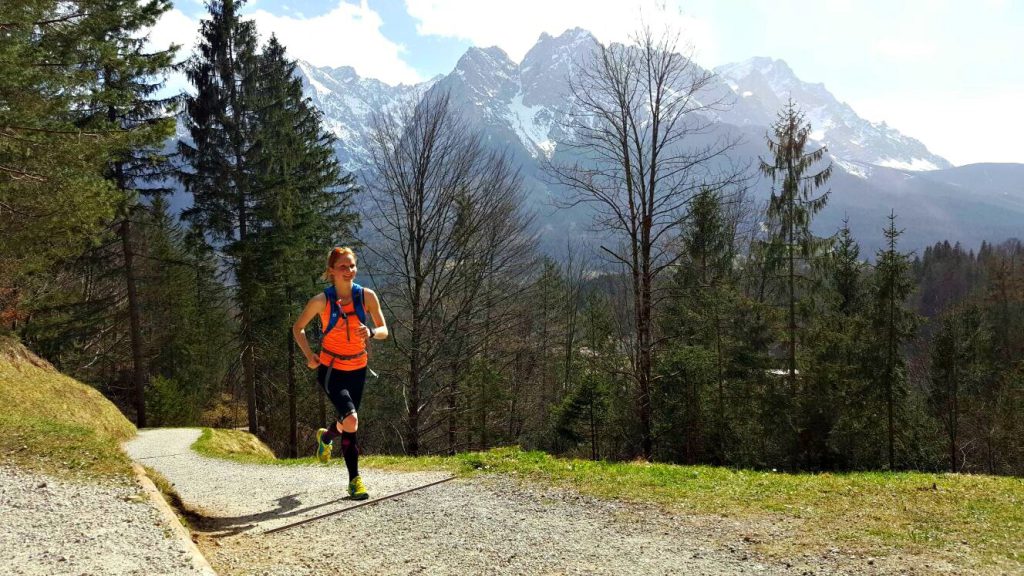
{"left": 196, "top": 427, "right": 1023, "bottom": 573}
{"left": 0, "top": 337, "right": 136, "bottom": 479}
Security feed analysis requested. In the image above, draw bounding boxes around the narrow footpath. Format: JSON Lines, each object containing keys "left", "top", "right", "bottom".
{"left": 125, "top": 429, "right": 919, "bottom": 576}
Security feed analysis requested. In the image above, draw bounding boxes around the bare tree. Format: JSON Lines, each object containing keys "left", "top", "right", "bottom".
{"left": 363, "top": 89, "right": 534, "bottom": 455}
{"left": 545, "top": 27, "right": 745, "bottom": 459}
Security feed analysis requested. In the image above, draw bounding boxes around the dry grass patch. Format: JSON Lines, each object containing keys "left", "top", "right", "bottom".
{"left": 0, "top": 337, "right": 135, "bottom": 479}
{"left": 192, "top": 428, "right": 276, "bottom": 462}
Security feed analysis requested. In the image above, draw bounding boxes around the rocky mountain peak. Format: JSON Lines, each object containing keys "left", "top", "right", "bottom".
{"left": 715, "top": 57, "right": 951, "bottom": 170}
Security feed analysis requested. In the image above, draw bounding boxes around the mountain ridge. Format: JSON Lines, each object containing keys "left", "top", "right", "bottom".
{"left": 178, "top": 27, "right": 1020, "bottom": 255}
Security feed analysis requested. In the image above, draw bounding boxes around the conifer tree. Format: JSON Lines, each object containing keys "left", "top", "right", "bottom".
{"left": 140, "top": 198, "right": 234, "bottom": 425}
{"left": 760, "top": 99, "right": 832, "bottom": 386}
{"left": 803, "top": 219, "right": 874, "bottom": 468}
{"left": 249, "top": 35, "right": 357, "bottom": 454}
{"left": 179, "top": 0, "right": 263, "bottom": 432}
{"left": 0, "top": 1, "right": 134, "bottom": 325}
{"left": 660, "top": 187, "right": 743, "bottom": 462}
{"left": 80, "top": 0, "right": 180, "bottom": 426}
{"left": 930, "top": 304, "right": 988, "bottom": 472}
{"left": 871, "top": 211, "right": 917, "bottom": 469}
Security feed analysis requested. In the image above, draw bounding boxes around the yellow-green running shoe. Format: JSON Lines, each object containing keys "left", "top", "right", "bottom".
{"left": 349, "top": 476, "right": 368, "bottom": 500}
{"left": 315, "top": 428, "right": 332, "bottom": 463}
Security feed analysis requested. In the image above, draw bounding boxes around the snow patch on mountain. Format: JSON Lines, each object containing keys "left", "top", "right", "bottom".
{"left": 834, "top": 157, "right": 872, "bottom": 179}
{"left": 877, "top": 157, "right": 940, "bottom": 171}
{"left": 292, "top": 60, "right": 437, "bottom": 169}
{"left": 508, "top": 94, "right": 555, "bottom": 159}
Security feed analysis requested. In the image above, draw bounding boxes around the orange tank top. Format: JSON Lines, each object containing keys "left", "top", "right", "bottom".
{"left": 318, "top": 297, "right": 368, "bottom": 370}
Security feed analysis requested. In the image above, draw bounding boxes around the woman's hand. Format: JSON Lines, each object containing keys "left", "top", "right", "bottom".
{"left": 357, "top": 324, "right": 373, "bottom": 340}
{"left": 306, "top": 355, "right": 320, "bottom": 370}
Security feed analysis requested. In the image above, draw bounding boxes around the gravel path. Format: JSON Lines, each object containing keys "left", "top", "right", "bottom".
{"left": 0, "top": 465, "right": 208, "bottom": 575}
{"left": 124, "top": 429, "right": 946, "bottom": 576}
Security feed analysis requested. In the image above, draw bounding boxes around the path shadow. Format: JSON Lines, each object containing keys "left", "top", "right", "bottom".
{"left": 186, "top": 491, "right": 360, "bottom": 538}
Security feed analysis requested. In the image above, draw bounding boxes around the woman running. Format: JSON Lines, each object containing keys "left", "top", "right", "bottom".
{"left": 292, "top": 247, "right": 388, "bottom": 500}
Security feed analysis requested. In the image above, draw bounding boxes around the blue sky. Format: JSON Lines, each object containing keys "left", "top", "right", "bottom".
{"left": 152, "top": 0, "right": 1024, "bottom": 166}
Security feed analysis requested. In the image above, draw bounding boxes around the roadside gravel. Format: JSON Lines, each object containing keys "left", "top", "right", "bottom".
{"left": 0, "top": 465, "right": 207, "bottom": 575}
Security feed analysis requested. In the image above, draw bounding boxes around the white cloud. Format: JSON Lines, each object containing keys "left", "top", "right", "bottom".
{"left": 247, "top": 1, "right": 421, "bottom": 85}
{"left": 147, "top": 7, "right": 200, "bottom": 62}
{"left": 149, "top": 2, "right": 421, "bottom": 86}
{"left": 852, "top": 90, "right": 1024, "bottom": 166}
{"left": 871, "top": 37, "right": 937, "bottom": 62}
{"left": 144, "top": 8, "right": 200, "bottom": 97}
{"left": 405, "top": 0, "right": 718, "bottom": 66}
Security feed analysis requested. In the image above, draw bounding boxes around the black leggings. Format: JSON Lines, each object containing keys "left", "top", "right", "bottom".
{"left": 317, "top": 365, "right": 366, "bottom": 420}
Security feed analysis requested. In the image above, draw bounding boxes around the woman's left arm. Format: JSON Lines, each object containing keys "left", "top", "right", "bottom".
{"left": 365, "top": 289, "right": 388, "bottom": 340}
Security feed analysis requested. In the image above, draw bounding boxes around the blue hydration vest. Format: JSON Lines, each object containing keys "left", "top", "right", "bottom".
{"left": 323, "top": 283, "right": 366, "bottom": 337}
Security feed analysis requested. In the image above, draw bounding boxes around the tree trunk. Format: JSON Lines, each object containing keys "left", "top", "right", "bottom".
{"left": 408, "top": 320, "right": 422, "bottom": 455}
{"left": 242, "top": 311, "right": 257, "bottom": 434}
{"left": 638, "top": 271, "right": 653, "bottom": 460}
{"left": 590, "top": 397, "right": 598, "bottom": 460}
{"left": 715, "top": 307, "right": 725, "bottom": 461}
{"left": 120, "top": 217, "right": 148, "bottom": 428}
{"left": 287, "top": 327, "right": 297, "bottom": 458}
{"left": 886, "top": 295, "right": 896, "bottom": 470}
{"left": 447, "top": 384, "right": 458, "bottom": 456}
{"left": 788, "top": 222, "right": 797, "bottom": 388}
{"left": 950, "top": 367, "right": 959, "bottom": 473}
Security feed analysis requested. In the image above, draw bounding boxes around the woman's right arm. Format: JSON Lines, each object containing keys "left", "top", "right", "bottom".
{"left": 292, "top": 293, "right": 326, "bottom": 369}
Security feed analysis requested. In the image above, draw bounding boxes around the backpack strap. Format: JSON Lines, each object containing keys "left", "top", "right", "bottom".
{"left": 352, "top": 283, "right": 367, "bottom": 325}
{"left": 323, "top": 285, "right": 341, "bottom": 337}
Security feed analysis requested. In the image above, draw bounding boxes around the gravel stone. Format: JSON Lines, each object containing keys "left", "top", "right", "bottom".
{"left": 0, "top": 464, "right": 207, "bottom": 575}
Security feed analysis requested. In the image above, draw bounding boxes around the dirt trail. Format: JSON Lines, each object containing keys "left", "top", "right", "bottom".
{"left": 126, "top": 428, "right": 948, "bottom": 575}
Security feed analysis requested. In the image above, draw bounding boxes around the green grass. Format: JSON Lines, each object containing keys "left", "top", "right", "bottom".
{"left": 192, "top": 427, "right": 277, "bottom": 462}
{"left": 0, "top": 337, "right": 136, "bottom": 480}
{"left": 143, "top": 465, "right": 195, "bottom": 529}
{"left": 195, "top": 427, "right": 1023, "bottom": 573}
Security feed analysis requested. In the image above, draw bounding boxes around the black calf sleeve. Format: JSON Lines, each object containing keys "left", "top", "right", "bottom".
{"left": 340, "top": 431, "right": 359, "bottom": 481}
{"left": 321, "top": 423, "right": 340, "bottom": 444}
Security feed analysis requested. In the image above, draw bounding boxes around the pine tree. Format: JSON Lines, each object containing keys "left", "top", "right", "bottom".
{"left": 759, "top": 99, "right": 832, "bottom": 387}
{"left": 930, "top": 304, "right": 988, "bottom": 472}
{"left": 79, "top": 0, "right": 180, "bottom": 426}
{"left": 803, "top": 219, "right": 874, "bottom": 468}
{"left": 0, "top": 1, "right": 136, "bottom": 325}
{"left": 140, "top": 198, "right": 234, "bottom": 425}
{"left": 660, "top": 187, "right": 743, "bottom": 463}
{"left": 178, "top": 0, "right": 263, "bottom": 432}
{"left": 248, "top": 35, "right": 357, "bottom": 455}
{"left": 871, "top": 211, "right": 917, "bottom": 469}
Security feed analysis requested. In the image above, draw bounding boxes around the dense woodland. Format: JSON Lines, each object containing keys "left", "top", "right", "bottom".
{"left": 2, "top": 0, "right": 1021, "bottom": 475}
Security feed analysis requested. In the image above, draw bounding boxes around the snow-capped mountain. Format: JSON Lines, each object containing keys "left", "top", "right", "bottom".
{"left": 293, "top": 30, "right": 592, "bottom": 165}
{"left": 283, "top": 29, "right": 1020, "bottom": 254}
{"left": 295, "top": 61, "right": 438, "bottom": 172}
{"left": 715, "top": 57, "right": 952, "bottom": 171}
{"left": 295, "top": 30, "right": 952, "bottom": 175}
